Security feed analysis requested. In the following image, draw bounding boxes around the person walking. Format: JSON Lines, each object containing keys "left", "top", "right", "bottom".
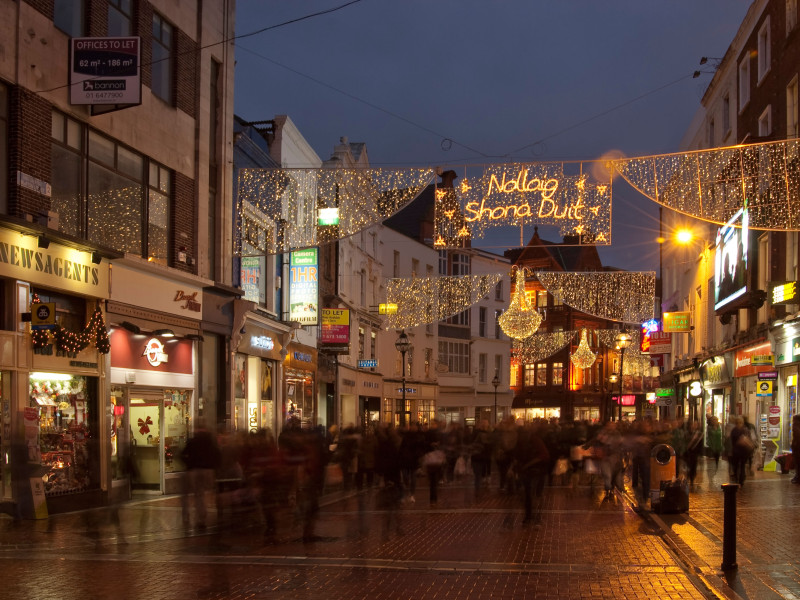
{"left": 684, "top": 420, "right": 703, "bottom": 487}
{"left": 514, "top": 422, "right": 549, "bottom": 525}
{"left": 791, "top": 414, "right": 800, "bottom": 484}
{"left": 181, "top": 419, "right": 221, "bottom": 530}
{"left": 728, "top": 417, "right": 753, "bottom": 487}
{"left": 707, "top": 416, "right": 723, "bottom": 472}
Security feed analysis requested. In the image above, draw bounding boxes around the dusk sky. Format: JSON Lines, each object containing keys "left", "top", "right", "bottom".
{"left": 233, "top": 0, "right": 752, "bottom": 271}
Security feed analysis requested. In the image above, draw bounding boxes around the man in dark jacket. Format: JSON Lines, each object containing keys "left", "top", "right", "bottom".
{"left": 181, "top": 420, "right": 221, "bottom": 529}
{"left": 514, "top": 422, "right": 549, "bottom": 524}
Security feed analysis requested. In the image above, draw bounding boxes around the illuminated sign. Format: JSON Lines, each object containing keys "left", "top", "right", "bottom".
{"left": 248, "top": 399, "right": 259, "bottom": 434}
{"left": 757, "top": 370, "right": 778, "bottom": 380}
{"left": 771, "top": 281, "right": 798, "bottom": 305}
{"left": 317, "top": 207, "right": 340, "bottom": 226}
{"left": 714, "top": 201, "right": 749, "bottom": 311}
{"left": 289, "top": 249, "right": 318, "bottom": 325}
{"left": 655, "top": 388, "right": 675, "bottom": 397}
{"left": 688, "top": 380, "right": 703, "bottom": 398}
{"left": 379, "top": 303, "right": 398, "bottom": 315}
{"left": 614, "top": 394, "right": 636, "bottom": 406}
{"left": 251, "top": 335, "right": 274, "bottom": 350}
{"left": 142, "top": 338, "right": 168, "bottom": 367}
{"left": 240, "top": 256, "right": 265, "bottom": 304}
{"left": 358, "top": 359, "right": 378, "bottom": 368}
{"left": 662, "top": 311, "right": 691, "bottom": 333}
{"left": 751, "top": 354, "right": 774, "bottom": 366}
{"left": 756, "top": 381, "right": 772, "bottom": 396}
{"left": 646, "top": 392, "right": 657, "bottom": 404}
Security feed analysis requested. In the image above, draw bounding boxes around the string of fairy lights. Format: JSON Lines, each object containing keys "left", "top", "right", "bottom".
{"left": 611, "top": 138, "right": 800, "bottom": 230}
{"left": 237, "top": 167, "right": 434, "bottom": 255}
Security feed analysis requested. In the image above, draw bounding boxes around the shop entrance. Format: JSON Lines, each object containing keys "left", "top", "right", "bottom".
{"left": 129, "top": 389, "right": 190, "bottom": 492}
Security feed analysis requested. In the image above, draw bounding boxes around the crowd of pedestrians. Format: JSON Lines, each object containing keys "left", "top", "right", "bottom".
{"left": 177, "top": 412, "right": 798, "bottom": 538}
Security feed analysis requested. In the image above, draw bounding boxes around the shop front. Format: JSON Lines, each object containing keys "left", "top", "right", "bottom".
{"left": 770, "top": 329, "right": 799, "bottom": 466}
{"left": 109, "top": 328, "right": 195, "bottom": 495}
{"left": 283, "top": 345, "right": 317, "bottom": 427}
{"left": 0, "top": 223, "right": 112, "bottom": 516}
{"left": 511, "top": 394, "right": 561, "bottom": 422}
{"left": 338, "top": 366, "right": 383, "bottom": 428}
{"left": 233, "top": 323, "right": 285, "bottom": 435}
{"left": 383, "top": 380, "right": 437, "bottom": 426}
{"left": 700, "top": 354, "right": 732, "bottom": 426}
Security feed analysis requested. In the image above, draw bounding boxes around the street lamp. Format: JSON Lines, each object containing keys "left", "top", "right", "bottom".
{"left": 607, "top": 373, "right": 619, "bottom": 422}
{"left": 614, "top": 332, "right": 631, "bottom": 422}
{"left": 492, "top": 371, "right": 500, "bottom": 426}
{"left": 395, "top": 331, "right": 411, "bottom": 427}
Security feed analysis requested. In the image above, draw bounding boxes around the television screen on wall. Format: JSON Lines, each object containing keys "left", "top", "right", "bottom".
{"left": 714, "top": 201, "right": 749, "bottom": 311}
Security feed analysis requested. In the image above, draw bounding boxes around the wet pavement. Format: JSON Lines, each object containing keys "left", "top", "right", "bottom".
{"left": 0, "top": 457, "right": 797, "bottom": 600}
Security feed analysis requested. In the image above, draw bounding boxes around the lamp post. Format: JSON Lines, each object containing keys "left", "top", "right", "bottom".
{"left": 615, "top": 332, "right": 631, "bottom": 422}
{"left": 492, "top": 371, "right": 500, "bottom": 426}
{"left": 607, "top": 373, "right": 618, "bottom": 422}
{"left": 395, "top": 331, "right": 411, "bottom": 427}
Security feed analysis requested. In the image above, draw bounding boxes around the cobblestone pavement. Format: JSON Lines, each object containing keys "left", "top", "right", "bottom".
{"left": 0, "top": 458, "right": 797, "bottom": 600}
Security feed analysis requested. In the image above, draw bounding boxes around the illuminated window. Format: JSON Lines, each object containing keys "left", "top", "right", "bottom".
{"left": 510, "top": 362, "right": 519, "bottom": 387}
{"left": 552, "top": 362, "right": 564, "bottom": 386}
{"left": 537, "top": 290, "right": 548, "bottom": 308}
{"left": 535, "top": 363, "right": 547, "bottom": 386}
{"left": 439, "top": 341, "right": 469, "bottom": 374}
{"left": 523, "top": 364, "right": 535, "bottom": 387}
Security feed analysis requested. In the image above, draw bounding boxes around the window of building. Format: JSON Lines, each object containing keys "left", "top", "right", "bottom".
{"left": 788, "top": 76, "right": 799, "bottom": 139}
{"left": 523, "top": 364, "right": 535, "bottom": 387}
{"left": 108, "top": 0, "right": 132, "bottom": 36}
{"left": 452, "top": 252, "right": 470, "bottom": 275}
{"left": 147, "top": 162, "right": 170, "bottom": 265}
{"left": 51, "top": 112, "right": 85, "bottom": 238}
{"left": 536, "top": 290, "right": 548, "bottom": 308}
{"left": 494, "top": 309, "right": 502, "bottom": 338}
{"left": 494, "top": 354, "right": 502, "bottom": 383}
{"left": 552, "top": 362, "right": 564, "bottom": 386}
{"left": 723, "top": 94, "right": 731, "bottom": 136}
{"left": 479, "top": 307, "right": 487, "bottom": 337}
{"left": 479, "top": 353, "right": 487, "bottom": 383}
{"left": 708, "top": 118, "right": 715, "bottom": 147}
{"left": 789, "top": 0, "right": 798, "bottom": 35}
{"left": 424, "top": 348, "right": 432, "bottom": 378}
{"left": 495, "top": 280, "right": 503, "bottom": 301}
{"left": 758, "top": 105, "right": 772, "bottom": 137}
{"left": 438, "top": 250, "right": 447, "bottom": 275}
{"left": 151, "top": 13, "right": 174, "bottom": 103}
{"left": 370, "top": 330, "right": 376, "bottom": 359}
{"left": 360, "top": 270, "right": 366, "bottom": 306}
{"left": 757, "top": 17, "right": 771, "bottom": 83}
{"left": 393, "top": 251, "right": 400, "bottom": 277}
{"left": 739, "top": 54, "right": 750, "bottom": 111}
{"left": 510, "top": 362, "right": 518, "bottom": 387}
{"left": 411, "top": 258, "right": 419, "bottom": 278}
{"left": 439, "top": 341, "right": 469, "bottom": 374}
{"left": 788, "top": 232, "right": 799, "bottom": 281}
{"left": 535, "top": 363, "right": 547, "bottom": 386}
{"left": 54, "top": 0, "right": 85, "bottom": 37}
{"left": 358, "top": 327, "right": 365, "bottom": 359}
{"left": 406, "top": 347, "right": 413, "bottom": 378}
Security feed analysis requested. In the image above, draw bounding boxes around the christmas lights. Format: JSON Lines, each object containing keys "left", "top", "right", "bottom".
{"left": 570, "top": 328, "right": 597, "bottom": 369}
{"left": 31, "top": 296, "right": 110, "bottom": 357}
{"left": 611, "top": 139, "right": 800, "bottom": 230}
{"left": 535, "top": 271, "right": 655, "bottom": 323}
{"left": 384, "top": 273, "right": 503, "bottom": 329}
{"left": 498, "top": 268, "right": 542, "bottom": 339}
{"left": 513, "top": 330, "right": 578, "bottom": 364}
{"left": 237, "top": 167, "right": 434, "bottom": 255}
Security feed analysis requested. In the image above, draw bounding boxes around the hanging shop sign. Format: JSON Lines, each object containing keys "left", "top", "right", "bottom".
{"left": 0, "top": 226, "right": 110, "bottom": 298}
{"left": 770, "top": 281, "right": 798, "bottom": 305}
{"left": 320, "top": 308, "right": 350, "bottom": 344}
{"left": 714, "top": 201, "right": 749, "bottom": 312}
{"left": 289, "top": 249, "right": 318, "bottom": 325}
{"left": 700, "top": 356, "right": 730, "bottom": 386}
{"left": 613, "top": 394, "right": 636, "bottom": 406}
{"left": 69, "top": 37, "right": 142, "bottom": 106}
{"left": 655, "top": 387, "right": 675, "bottom": 397}
{"left": 751, "top": 354, "right": 774, "bottom": 366}
{"left": 688, "top": 380, "right": 703, "bottom": 398}
{"left": 240, "top": 256, "right": 265, "bottom": 304}
{"left": 646, "top": 331, "right": 672, "bottom": 354}
{"left": 756, "top": 381, "right": 773, "bottom": 396}
{"left": 734, "top": 342, "right": 773, "bottom": 377}
{"left": 662, "top": 311, "right": 691, "bottom": 333}
{"left": 757, "top": 370, "right": 778, "bottom": 380}
{"left": 31, "top": 302, "right": 56, "bottom": 330}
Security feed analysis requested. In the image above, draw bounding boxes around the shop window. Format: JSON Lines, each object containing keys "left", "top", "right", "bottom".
{"left": 30, "top": 373, "right": 98, "bottom": 496}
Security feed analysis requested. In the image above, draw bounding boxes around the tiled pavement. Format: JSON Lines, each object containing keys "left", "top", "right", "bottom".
{"left": 0, "top": 458, "right": 797, "bottom": 600}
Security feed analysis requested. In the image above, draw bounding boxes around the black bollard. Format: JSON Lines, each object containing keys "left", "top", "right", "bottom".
{"left": 720, "top": 483, "right": 739, "bottom": 571}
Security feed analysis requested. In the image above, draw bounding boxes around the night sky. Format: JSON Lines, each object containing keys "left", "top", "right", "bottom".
{"left": 233, "top": 0, "right": 752, "bottom": 271}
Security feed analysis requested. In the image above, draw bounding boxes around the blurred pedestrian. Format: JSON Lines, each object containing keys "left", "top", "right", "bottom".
{"left": 791, "top": 414, "right": 799, "bottom": 484}
{"left": 514, "top": 422, "right": 549, "bottom": 525}
{"left": 468, "top": 420, "right": 491, "bottom": 498}
{"left": 707, "top": 417, "right": 723, "bottom": 471}
{"left": 728, "top": 416, "right": 753, "bottom": 487}
{"left": 181, "top": 419, "right": 221, "bottom": 530}
{"left": 684, "top": 420, "right": 703, "bottom": 487}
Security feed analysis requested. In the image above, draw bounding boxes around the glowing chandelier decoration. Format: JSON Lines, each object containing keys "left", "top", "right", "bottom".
{"left": 236, "top": 167, "right": 434, "bottom": 255}
{"left": 498, "top": 268, "right": 543, "bottom": 340}
{"left": 384, "top": 273, "right": 503, "bottom": 329}
{"left": 535, "top": 271, "right": 655, "bottom": 323}
{"left": 611, "top": 139, "right": 800, "bottom": 230}
{"left": 570, "top": 328, "right": 597, "bottom": 370}
{"left": 513, "top": 330, "right": 578, "bottom": 364}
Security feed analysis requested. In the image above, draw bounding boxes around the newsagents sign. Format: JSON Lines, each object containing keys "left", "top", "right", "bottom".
{"left": 70, "top": 37, "right": 141, "bottom": 105}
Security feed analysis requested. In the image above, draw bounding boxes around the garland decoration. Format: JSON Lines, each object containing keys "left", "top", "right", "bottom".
{"left": 535, "top": 271, "right": 655, "bottom": 323}
{"left": 513, "top": 330, "right": 578, "bottom": 365}
{"left": 611, "top": 139, "right": 800, "bottom": 230}
{"left": 31, "top": 295, "right": 111, "bottom": 357}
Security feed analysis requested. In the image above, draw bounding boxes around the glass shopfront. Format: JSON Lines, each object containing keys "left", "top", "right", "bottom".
{"left": 29, "top": 372, "right": 99, "bottom": 497}
{"left": 1, "top": 372, "right": 11, "bottom": 502}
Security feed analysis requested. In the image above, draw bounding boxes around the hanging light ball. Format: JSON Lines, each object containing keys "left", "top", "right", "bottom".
{"left": 499, "top": 269, "right": 542, "bottom": 340}
{"left": 570, "top": 328, "right": 597, "bottom": 370}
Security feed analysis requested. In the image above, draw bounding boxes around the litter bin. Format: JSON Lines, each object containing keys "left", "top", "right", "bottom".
{"left": 650, "top": 443, "right": 676, "bottom": 505}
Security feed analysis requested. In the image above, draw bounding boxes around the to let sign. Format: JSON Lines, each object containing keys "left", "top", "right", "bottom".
{"left": 70, "top": 37, "right": 141, "bottom": 105}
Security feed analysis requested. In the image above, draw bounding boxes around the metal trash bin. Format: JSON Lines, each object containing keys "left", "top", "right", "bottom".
{"left": 650, "top": 443, "right": 676, "bottom": 505}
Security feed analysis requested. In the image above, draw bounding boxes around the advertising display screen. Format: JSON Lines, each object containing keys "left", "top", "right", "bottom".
{"left": 289, "top": 249, "right": 318, "bottom": 325}
{"left": 714, "top": 201, "right": 749, "bottom": 311}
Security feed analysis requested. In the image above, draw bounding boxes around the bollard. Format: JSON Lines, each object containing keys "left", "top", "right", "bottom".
{"left": 720, "top": 483, "right": 739, "bottom": 571}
